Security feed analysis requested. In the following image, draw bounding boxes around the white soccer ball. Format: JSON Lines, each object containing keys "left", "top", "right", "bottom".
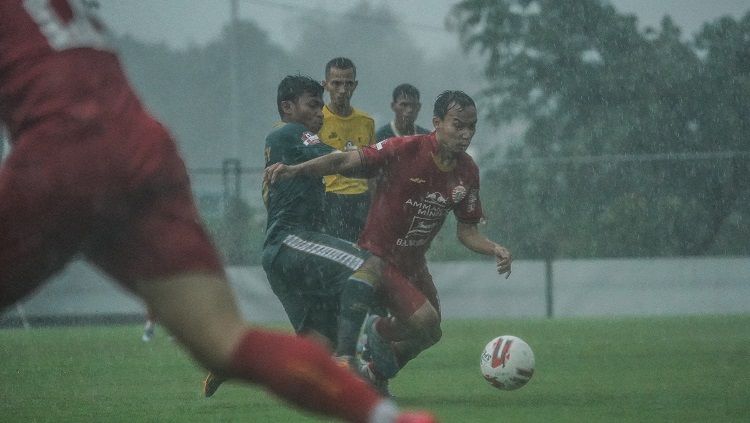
{"left": 480, "top": 335, "right": 535, "bottom": 390}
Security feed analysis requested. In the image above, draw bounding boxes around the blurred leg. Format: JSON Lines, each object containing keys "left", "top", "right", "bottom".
{"left": 131, "top": 272, "right": 385, "bottom": 423}
{"left": 131, "top": 272, "right": 246, "bottom": 372}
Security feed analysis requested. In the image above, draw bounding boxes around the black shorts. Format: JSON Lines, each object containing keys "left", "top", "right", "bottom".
{"left": 263, "top": 230, "right": 370, "bottom": 342}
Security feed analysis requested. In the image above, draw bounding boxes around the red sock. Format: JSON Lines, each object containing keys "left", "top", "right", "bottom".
{"left": 229, "top": 329, "right": 382, "bottom": 423}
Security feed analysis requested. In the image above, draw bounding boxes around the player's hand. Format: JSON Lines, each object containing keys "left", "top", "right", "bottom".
{"left": 264, "top": 162, "right": 293, "bottom": 185}
{"left": 493, "top": 244, "right": 512, "bottom": 279}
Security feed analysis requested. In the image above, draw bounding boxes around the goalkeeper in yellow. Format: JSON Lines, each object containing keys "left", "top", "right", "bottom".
{"left": 319, "top": 57, "right": 376, "bottom": 242}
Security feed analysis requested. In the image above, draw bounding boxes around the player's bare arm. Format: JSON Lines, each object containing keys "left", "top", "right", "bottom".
{"left": 265, "top": 150, "right": 362, "bottom": 185}
{"left": 456, "top": 221, "right": 512, "bottom": 278}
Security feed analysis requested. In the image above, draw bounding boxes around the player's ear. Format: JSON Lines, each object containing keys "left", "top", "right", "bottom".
{"left": 280, "top": 100, "right": 295, "bottom": 116}
{"left": 432, "top": 116, "right": 441, "bottom": 129}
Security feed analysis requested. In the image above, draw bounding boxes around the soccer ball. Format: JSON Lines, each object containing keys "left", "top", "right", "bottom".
{"left": 480, "top": 335, "right": 535, "bottom": 390}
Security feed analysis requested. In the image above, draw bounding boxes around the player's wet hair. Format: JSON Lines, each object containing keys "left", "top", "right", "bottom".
{"left": 277, "top": 74, "right": 323, "bottom": 118}
{"left": 392, "top": 83, "right": 420, "bottom": 102}
{"left": 433, "top": 90, "right": 475, "bottom": 119}
{"left": 325, "top": 57, "right": 356, "bottom": 79}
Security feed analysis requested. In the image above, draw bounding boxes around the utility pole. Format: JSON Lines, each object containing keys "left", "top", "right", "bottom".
{"left": 228, "top": 0, "right": 242, "bottom": 159}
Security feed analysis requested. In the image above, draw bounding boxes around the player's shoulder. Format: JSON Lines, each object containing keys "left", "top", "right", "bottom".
{"left": 374, "top": 132, "right": 430, "bottom": 152}
{"left": 416, "top": 125, "right": 431, "bottom": 135}
{"left": 375, "top": 123, "right": 393, "bottom": 141}
{"left": 267, "top": 122, "right": 310, "bottom": 144}
{"left": 350, "top": 107, "right": 375, "bottom": 124}
{"left": 375, "top": 123, "right": 390, "bottom": 134}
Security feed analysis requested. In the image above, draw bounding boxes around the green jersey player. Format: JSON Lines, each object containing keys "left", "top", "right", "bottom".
{"left": 204, "top": 75, "right": 381, "bottom": 398}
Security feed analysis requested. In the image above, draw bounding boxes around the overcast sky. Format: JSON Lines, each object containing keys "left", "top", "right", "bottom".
{"left": 99, "top": 0, "right": 749, "bottom": 58}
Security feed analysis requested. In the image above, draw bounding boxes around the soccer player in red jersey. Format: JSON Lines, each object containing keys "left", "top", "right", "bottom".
{"left": 266, "top": 90, "right": 513, "bottom": 393}
{"left": 0, "top": 1, "right": 435, "bottom": 422}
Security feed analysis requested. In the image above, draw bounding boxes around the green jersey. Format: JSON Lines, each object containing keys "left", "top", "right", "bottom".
{"left": 375, "top": 121, "right": 431, "bottom": 142}
{"left": 263, "top": 122, "right": 334, "bottom": 250}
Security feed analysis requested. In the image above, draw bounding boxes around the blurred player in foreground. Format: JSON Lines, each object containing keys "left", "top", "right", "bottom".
{"left": 0, "top": 1, "right": 434, "bottom": 422}
{"left": 375, "top": 83, "right": 430, "bottom": 142}
{"left": 266, "top": 90, "right": 513, "bottom": 395}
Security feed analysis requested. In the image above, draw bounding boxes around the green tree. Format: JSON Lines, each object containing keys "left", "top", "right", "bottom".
{"left": 290, "top": 1, "right": 428, "bottom": 123}
{"left": 115, "top": 20, "right": 293, "bottom": 169}
{"left": 449, "top": 0, "right": 750, "bottom": 258}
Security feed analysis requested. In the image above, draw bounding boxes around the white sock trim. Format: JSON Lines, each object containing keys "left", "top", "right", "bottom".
{"left": 368, "top": 399, "right": 399, "bottom": 423}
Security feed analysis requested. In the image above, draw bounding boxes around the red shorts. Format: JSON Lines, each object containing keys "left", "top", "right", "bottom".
{"left": 379, "top": 260, "right": 440, "bottom": 321}
{"left": 0, "top": 109, "right": 223, "bottom": 307}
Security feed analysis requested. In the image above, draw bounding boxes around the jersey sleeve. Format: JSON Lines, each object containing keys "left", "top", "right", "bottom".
{"left": 454, "top": 164, "right": 484, "bottom": 224}
{"left": 358, "top": 137, "right": 405, "bottom": 178}
{"left": 265, "top": 126, "right": 334, "bottom": 167}
{"left": 297, "top": 132, "right": 335, "bottom": 162}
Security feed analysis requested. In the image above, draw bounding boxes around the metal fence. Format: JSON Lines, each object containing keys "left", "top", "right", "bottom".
{"left": 3, "top": 256, "right": 748, "bottom": 328}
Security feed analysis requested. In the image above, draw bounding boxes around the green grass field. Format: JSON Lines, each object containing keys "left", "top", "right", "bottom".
{"left": 1, "top": 315, "right": 748, "bottom": 422}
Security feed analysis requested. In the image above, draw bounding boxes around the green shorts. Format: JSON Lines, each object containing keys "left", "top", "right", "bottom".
{"left": 262, "top": 230, "right": 370, "bottom": 342}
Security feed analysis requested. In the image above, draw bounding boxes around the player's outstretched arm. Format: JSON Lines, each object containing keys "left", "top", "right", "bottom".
{"left": 456, "top": 222, "right": 512, "bottom": 278}
{"left": 265, "top": 150, "right": 363, "bottom": 185}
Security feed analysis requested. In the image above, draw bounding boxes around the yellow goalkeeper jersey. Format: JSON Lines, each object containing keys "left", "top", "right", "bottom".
{"left": 319, "top": 105, "right": 376, "bottom": 195}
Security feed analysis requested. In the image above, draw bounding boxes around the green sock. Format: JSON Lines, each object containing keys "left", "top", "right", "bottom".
{"left": 336, "top": 276, "right": 374, "bottom": 357}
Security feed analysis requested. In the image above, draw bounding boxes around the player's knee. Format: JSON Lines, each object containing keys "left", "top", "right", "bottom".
{"left": 400, "top": 323, "right": 441, "bottom": 357}
{"left": 426, "top": 325, "right": 442, "bottom": 346}
{"left": 406, "top": 302, "right": 440, "bottom": 334}
{"left": 415, "top": 323, "right": 442, "bottom": 350}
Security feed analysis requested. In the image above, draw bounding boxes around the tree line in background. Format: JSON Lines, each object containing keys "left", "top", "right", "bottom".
{"left": 439, "top": 0, "right": 749, "bottom": 260}
{"left": 113, "top": 0, "right": 749, "bottom": 263}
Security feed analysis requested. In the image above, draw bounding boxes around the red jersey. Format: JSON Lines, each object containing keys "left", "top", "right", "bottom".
{"left": 0, "top": 0, "right": 137, "bottom": 139}
{"left": 0, "top": 0, "right": 223, "bottom": 288}
{"left": 358, "top": 133, "right": 483, "bottom": 268}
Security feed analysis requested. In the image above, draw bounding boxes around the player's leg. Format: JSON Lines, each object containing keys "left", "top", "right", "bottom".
{"left": 142, "top": 309, "right": 156, "bottom": 342}
{"left": 90, "top": 203, "right": 410, "bottom": 423}
{"left": 131, "top": 271, "right": 399, "bottom": 423}
{"left": 364, "top": 264, "right": 441, "bottom": 379}
{"left": 265, "top": 246, "right": 341, "bottom": 346}
{"left": 336, "top": 255, "right": 381, "bottom": 361}
{"left": 131, "top": 271, "right": 437, "bottom": 422}
{"left": 204, "top": 232, "right": 371, "bottom": 398}
{"left": 272, "top": 231, "right": 377, "bottom": 366}
{"left": 396, "top": 276, "right": 442, "bottom": 371}
{"left": 382, "top": 264, "right": 441, "bottom": 346}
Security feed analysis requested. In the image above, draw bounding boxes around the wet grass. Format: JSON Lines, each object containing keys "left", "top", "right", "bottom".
{"left": 1, "top": 314, "right": 748, "bottom": 422}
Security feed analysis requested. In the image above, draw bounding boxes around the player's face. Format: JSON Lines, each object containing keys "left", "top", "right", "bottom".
{"left": 433, "top": 103, "right": 477, "bottom": 155}
{"left": 324, "top": 67, "right": 357, "bottom": 108}
{"left": 391, "top": 94, "right": 421, "bottom": 126}
{"left": 284, "top": 92, "right": 324, "bottom": 133}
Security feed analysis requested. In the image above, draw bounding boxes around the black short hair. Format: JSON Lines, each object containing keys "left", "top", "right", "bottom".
{"left": 392, "top": 83, "right": 420, "bottom": 102}
{"left": 325, "top": 57, "right": 356, "bottom": 79}
{"left": 433, "top": 90, "right": 475, "bottom": 119}
{"left": 276, "top": 74, "right": 323, "bottom": 118}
